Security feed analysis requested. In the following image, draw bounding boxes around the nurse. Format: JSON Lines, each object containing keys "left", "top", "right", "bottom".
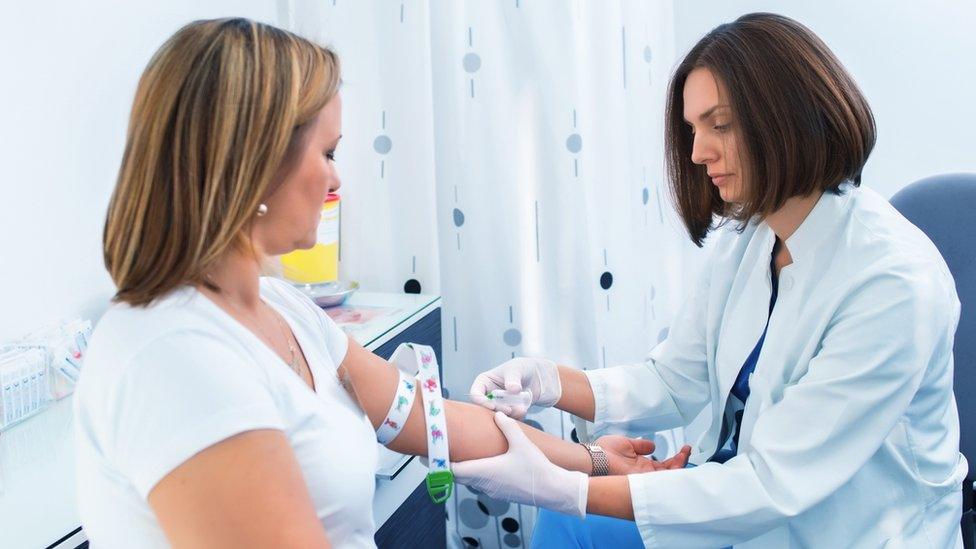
{"left": 459, "top": 13, "right": 968, "bottom": 548}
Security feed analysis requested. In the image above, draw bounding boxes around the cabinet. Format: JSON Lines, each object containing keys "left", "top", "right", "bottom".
{"left": 372, "top": 306, "right": 445, "bottom": 549}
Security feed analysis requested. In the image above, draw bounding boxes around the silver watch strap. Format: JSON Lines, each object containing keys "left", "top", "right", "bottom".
{"left": 582, "top": 443, "right": 610, "bottom": 476}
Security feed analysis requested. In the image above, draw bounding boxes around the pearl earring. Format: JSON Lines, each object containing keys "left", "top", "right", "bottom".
{"left": 256, "top": 203, "right": 268, "bottom": 217}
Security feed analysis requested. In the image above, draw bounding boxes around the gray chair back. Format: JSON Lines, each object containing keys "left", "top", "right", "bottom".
{"left": 890, "top": 173, "right": 975, "bottom": 477}
{"left": 890, "top": 173, "right": 976, "bottom": 548}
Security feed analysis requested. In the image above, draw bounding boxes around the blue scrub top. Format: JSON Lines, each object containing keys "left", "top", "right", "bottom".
{"left": 711, "top": 252, "right": 780, "bottom": 463}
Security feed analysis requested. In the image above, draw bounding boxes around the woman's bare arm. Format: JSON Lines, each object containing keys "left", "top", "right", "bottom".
{"left": 149, "top": 430, "right": 332, "bottom": 548}
{"left": 553, "top": 364, "right": 597, "bottom": 421}
{"left": 340, "top": 339, "right": 593, "bottom": 472}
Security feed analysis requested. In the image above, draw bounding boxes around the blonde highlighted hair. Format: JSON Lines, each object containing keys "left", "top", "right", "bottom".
{"left": 104, "top": 18, "right": 340, "bottom": 306}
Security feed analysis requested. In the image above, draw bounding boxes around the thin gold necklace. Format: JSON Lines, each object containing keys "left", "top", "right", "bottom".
{"left": 202, "top": 275, "right": 301, "bottom": 378}
{"left": 266, "top": 303, "right": 299, "bottom": 373}
{"left": 218, "top": 292, "right": 300, "bottom": 377}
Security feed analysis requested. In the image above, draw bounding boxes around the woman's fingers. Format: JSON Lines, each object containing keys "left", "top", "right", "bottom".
{"left": 628, "top": 437, "right": 656, "bottom": 456}
{"left": 664, "top": 445, "right": 693, "bottom": 469}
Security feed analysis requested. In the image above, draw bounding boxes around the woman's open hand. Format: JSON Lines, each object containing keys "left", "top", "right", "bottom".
{"left": 596, "top": 435, "right": 692, "bottom": 475}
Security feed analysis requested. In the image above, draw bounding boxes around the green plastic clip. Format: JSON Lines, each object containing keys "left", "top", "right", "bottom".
{"left": 425, "top": 470, "right": 454, "bottom": 504}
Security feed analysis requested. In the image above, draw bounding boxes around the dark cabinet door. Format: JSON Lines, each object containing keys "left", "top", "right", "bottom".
{"left": 373, "top": 308, "right": 446, "bottom": 549}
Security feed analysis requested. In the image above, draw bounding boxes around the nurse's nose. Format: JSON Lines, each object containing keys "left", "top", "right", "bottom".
{"left": 690, "top": 133, "right": 718, "bottom": 166}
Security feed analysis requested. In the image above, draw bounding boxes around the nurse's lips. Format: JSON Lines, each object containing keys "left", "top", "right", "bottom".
{"left": 709, "top": 173, "right": 732, "bottom": 186}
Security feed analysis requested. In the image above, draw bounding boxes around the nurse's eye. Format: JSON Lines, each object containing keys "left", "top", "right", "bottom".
{"left": 714, "top": 123, "right": 730, "bottom": 133}
{"left": 325, "top": 151, "right": 336, "bottom": 162}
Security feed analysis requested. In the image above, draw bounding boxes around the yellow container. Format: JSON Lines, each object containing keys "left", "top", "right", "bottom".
{"left": 281, "top": 194, "right": 340, "bottom": 283}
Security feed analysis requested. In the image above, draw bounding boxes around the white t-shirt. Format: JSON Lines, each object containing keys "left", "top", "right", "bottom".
{"left": 74, "top": 277, "right": 379, "bottom": 548}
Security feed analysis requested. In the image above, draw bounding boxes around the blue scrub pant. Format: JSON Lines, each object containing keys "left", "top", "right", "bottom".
{"left": 531, "top": 464, "right": 730, "bottom": 549}
{"left": 531, "top": 509, "right": 644, "bottom": 548}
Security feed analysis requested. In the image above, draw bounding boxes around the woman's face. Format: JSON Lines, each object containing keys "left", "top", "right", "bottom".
{"left": 254, "top": 94, "right": 343, "bottom": 256}
{"left": 683, "top": 68, "right": 744, "bottom": 203}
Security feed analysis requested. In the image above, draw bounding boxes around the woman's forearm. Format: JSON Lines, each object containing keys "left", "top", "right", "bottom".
{"left": 554, "top": 365, "right": 596, "bottom": 421}
{"left": 587, "top": 476, "right": 635, "bottom": 520}
{"left": 388, "top": 398, "right": 593, "bottom": 474}
{"left": 339, "top": 339, "right": 592, "bottom": 472}
{"left": 453, "top": 400, "right": 593, "bottom": 473}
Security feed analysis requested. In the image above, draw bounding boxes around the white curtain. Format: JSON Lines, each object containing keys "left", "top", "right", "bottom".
{"left": 280, "top": 2, "right": 692, "bottom": 546}
{"left": 282, "top": 0, "right": 442, "bottom": 295}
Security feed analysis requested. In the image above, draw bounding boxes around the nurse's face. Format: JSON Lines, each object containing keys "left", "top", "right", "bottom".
{"left": 683, "top": 68, "right": 744, "bottom": 204}
{"left": 253, "top": 94, "right": 343, "bottom": 256}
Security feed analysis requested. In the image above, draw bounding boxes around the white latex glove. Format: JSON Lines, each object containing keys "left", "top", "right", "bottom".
{"left": 452, "top": 412, "right": 588, "bottom": 517}
{"left": 469, "top": 357, "right": 561, "bottom": 419}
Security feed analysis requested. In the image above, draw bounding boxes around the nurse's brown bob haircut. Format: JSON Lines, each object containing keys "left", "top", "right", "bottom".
{"left": 665, "top": 13, "right": 876, "bottom": 247}
{"left": 103, "top": 18, "right": 340, "bottom": 306}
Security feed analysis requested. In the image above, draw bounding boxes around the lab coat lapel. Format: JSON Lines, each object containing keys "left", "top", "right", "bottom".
{"left": 735, "top": 190, "right": 855, "bottom": 453}
{"left": 713, "top": 224, "right": 776, "bottom": 417}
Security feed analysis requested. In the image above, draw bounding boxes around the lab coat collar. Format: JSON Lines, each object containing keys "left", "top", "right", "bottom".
{"left": 781, "top": 183, "right": 856, "bottom": 265}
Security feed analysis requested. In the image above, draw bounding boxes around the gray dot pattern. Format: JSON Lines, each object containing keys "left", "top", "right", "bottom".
{"left": 502, "top": 328, "right": 522, "bottom": 346}
{"left": 453, "top": 208, "right": 466, "bottom": 227}
{"left": 503, "top": 533, "right": 521, "bottom": 547}
{"left": 642, "top": 187, "right": 650, "bottom": 205}
{"left": 477, "top": 494, "right": 511, "bottom": 516}
{"left": 566, "top": 133, "right": 582, "bottom": 153}
{"left": 463, "top": 52, "right": 482, "bottom": 73}
{"left": 459, "top": 498, "right": 490, "bottom": 528}
{"left": 373, "top": 135, "right": 392, "bottom": 154}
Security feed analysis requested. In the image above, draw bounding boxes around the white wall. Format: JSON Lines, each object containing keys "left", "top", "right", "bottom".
{"left": 673, "top": 0, "right": 976, "bottom": 199}
{"left": 0, "top": 2, "right": 282, "bottom": 342}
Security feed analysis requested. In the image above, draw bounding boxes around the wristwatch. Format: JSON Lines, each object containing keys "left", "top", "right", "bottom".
{"left": 581, "top": 443, "right": 609, "bottom": 476}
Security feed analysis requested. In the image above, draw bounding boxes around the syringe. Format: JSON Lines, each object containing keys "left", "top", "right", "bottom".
{"left": 483, "top": 389, "right": 533, "bottom": 408}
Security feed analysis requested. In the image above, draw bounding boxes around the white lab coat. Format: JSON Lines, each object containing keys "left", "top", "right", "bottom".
{"left": 583, "top": 185, "right": 968, "bottom": 548}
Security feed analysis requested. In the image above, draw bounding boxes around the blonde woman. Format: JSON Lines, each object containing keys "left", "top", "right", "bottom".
{"left": 73, "top": 18, "right": 689, "bottom": 548}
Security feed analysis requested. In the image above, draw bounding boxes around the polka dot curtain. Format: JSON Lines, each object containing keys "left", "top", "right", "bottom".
{"left": 431, "top": 3, "right": 691, "bottom": 546}
{"left": 279, "top": 1, "right": 695, "bottom": 547}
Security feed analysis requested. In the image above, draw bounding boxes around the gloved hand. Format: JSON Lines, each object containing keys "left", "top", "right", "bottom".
{"left": 469, "top": 357, "right": 561, "bottom": 419}
{"left": 452, "top": 412, "right": 588, "bottom": 517}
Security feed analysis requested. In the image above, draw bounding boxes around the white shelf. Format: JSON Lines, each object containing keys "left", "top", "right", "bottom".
{"left": 327, "top": 291, "right": 439, "bottom": 347}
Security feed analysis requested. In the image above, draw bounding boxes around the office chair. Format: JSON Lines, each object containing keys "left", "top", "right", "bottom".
{"left": 890, "top": 173, "right": 976, "bottom": 549}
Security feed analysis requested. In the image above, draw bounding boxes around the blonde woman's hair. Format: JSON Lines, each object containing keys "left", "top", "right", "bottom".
{"left": 103, "top": 18, "right": 340, "bottom": 306}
